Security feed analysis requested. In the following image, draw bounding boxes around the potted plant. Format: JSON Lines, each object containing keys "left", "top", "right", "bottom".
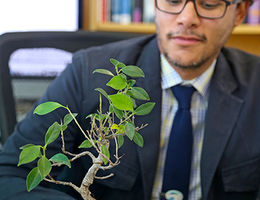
{"left": 17, "top": 58, "right": 155, "bottom": 200}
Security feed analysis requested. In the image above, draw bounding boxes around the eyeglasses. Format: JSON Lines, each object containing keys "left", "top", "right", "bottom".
{"left": 155, "top": 0, "right": 242, "bottom": 19}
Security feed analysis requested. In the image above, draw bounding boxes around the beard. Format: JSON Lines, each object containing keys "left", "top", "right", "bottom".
{"left": 163, "top": 49, "right": 211, "bottom": 70}
{"left": 156, "top": 24, "right": 219, "bottom": 70}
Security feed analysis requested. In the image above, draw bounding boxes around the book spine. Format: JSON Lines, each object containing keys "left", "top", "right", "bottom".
{"left": 143, "top": 0, "right": 155, "bottom": 23}
{"left": 106, "top": 0, "right": 112, "bottom": 22}
{"left": 111, "top": 0, "right": 121, "bottom": 23}
{"left": 133, "top": 0, "right": 143, "bottom": 23}
{"left": 247, "top": 0, "right": 260, "bottom": 24}
{"left": 101, "top": 0, "right": 107, "bottom": 23}
{"left": 97, "top": 0, "right": 102, "bottom": 23}
{"left": 120, "top": 0, "right": 132, "bottom": 24}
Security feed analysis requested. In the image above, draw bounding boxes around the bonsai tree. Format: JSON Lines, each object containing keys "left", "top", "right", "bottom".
{"left": 17, "top": 58, "right": 155, "bottom": 200}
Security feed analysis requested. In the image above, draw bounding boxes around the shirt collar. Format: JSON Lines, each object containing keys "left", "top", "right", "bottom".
{"left": 161, "top": 54, "right": 216, "bottom": 98}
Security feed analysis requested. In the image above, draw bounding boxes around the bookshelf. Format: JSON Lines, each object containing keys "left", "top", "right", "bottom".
{"left": 83, "top": 0, "right": 260, "bottom": 56}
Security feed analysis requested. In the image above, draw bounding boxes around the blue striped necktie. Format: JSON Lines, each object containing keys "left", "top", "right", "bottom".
{"left": 161, "top": 85, "right": 195, "bottom": 200}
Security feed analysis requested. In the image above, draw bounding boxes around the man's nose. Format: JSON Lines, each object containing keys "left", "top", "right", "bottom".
{"left": 176, "top": 1, "right": 201, "bottom": 28}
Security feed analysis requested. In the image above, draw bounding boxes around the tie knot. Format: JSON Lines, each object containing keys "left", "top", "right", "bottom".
{"left": 171, "top": 85, "right": 195, "bottom": 109}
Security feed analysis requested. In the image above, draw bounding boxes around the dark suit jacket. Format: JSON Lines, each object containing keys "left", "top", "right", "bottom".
{"left": 0, "top": 35, "right": 260, "bottom": 200}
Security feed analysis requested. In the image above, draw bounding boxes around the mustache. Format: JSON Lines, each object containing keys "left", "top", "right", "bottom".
{"left": 167, "top": 30, "right": 207, "bottom": 41}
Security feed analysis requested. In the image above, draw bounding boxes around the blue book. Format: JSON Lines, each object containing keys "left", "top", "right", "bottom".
{"left": 111, "top": 0, "right": 121, "bottom": 23}
{"left": 120, "top": 0, "right": 132, "bottom": 24}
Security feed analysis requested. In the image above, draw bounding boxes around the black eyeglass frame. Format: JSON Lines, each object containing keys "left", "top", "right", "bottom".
{"left": 155, "top": 0, "right": 242, "bottom": 19}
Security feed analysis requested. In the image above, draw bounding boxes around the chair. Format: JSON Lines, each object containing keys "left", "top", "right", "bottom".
{"left": 0, "top": 31, "right": 144, "bottom": 145}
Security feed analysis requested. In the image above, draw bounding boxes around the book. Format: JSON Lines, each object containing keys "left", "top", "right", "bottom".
{"left": 143, "top": 0, "right": 155, "bottom": 23}
{"left": 133, "top": 0, "right": 143, "bottom": 23}
{"left": 111, "top": 0, "right": 121, "bottom": 23}
{"left": 120, "top": 0, "right": 132, "bottom": 24}
{"left": 247, "top": 0, "right": 260, "bottom": 24}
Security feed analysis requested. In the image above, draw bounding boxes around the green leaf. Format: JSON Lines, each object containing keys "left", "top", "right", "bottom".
{"left": 78, "top": 139, "right": 93, "bottom": 148}
{"left": 19, "top": 144, "right": 35, "bottom": 150}
{"left": 26, "top": 167, "right": 43, "bottom": 192}
{"left": 129, "top": 87, "right": 150, "bottom": 100}
{"left": 93, "top": 69, "right": 114, "bottom": 76}
{"left": 50, "top": 153, "right": 71, "bottom": 168}
{"left": 18, "top": 145, "right": 41, "bottom": 166}
{"left": 61, "top": 124, "right": 68, "bottom": 132}
{"left": 111, "top": 124, "right": 118, "bottom": 130}
{"left": 128, "top": 79, "right": 136, "bottom": 87}
{"left": 109, "top": 94, "right": 133, "bottom": 111}
{"left": 135, "top": 102, "right": 155, "bottom": 116}
{"left": 110, "top": 58, "right": 126, "bottom": 68}
{"left": 96, "top": 113, "right": 107, "bottom": 122}
{"left": 122, "top": 65, "right": 145, "bottom": 78}
{"left": 106, "top": 75, "right": 127, "bottom": 90}
{"left": 33, "top": 102, "right": 64, "bottom": 115}
{"left": 63, "top": 113, "right": 78, "bottom": 126}
{"left": 118, "top": 125, "right": 125, "bottom": 134}
{"left": 85, "top": 113, "right": 94, "bottom": 120}
{"left": 125, "top": 122, "right": 135, "bottom": 140}
{"left": 118, "top": 135, "right": 124, "bottom": 149}
{"left": 37, "top": 157, "right": 52, "bottom": 178}
{"left": 110, "top": 105, "right": 123, "bottom": 119}
{"left": 118, "top": 62, "right": 126, "bottom": 68}
{"left": 45, "top": 122, "right": 61, "bottom": 145}
{"left": 110, "top": 58, "right": 119, "bottom": 66}
{"left": 95, "top": 88, "right": 110, "bottom": 101}
{"left": 133, "top": 132, "right": 144, "bottom": 147}
{"left": 101, "top": 145, "right": 110, "bottom": 165}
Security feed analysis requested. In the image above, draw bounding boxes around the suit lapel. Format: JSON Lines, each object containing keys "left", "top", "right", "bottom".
{"left": 135, "top": 37, "right": 162, "bottom": 200}
{"left": 201, "top": 52, "right": 244, "bottom": 199}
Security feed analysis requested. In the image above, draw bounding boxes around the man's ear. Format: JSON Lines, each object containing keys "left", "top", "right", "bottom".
{"left": 234, "top": 1, "right": 250, "bottom": 26}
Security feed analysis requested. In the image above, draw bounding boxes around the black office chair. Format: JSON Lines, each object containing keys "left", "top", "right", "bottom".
{"left": 0, "top": 31, "right": 144, "bottom": 145}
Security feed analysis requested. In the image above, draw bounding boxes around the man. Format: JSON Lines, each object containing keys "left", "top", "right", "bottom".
{"left": 0, "top": 0, "right": 259, "bottom": 199}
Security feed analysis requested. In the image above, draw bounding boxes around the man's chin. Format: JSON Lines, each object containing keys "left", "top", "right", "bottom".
{"left": 165, "top": 54, "right": 202, "bottom": 69}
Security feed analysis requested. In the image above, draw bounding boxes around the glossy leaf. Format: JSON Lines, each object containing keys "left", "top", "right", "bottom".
{"left": 125, "top": 122, "right": 135, "bottom": 140}
{"left": 122, "top": 65, "right": 145, "bottom": 78}
{"left": 135, "top": 102, "right": 155, "bottom": 116}
{"left": 117, "top": 62, "right": 126, "bottom": 68}
{"left": 45, "top": 122, "right": 61, "bottom": 145}
{"left": 19, "top": 144, "right": 35, "bottom": 150}
{"left": 78, "top": 139, "right": 93, "bottom": 149}
{"left": 63, "top": 113, "right": 78, "bottom": 126}
{"left": 106, "top": 75, "right": 127, "bottom": 90}
{"left": 93, "top": 69, "right": 114, "bottom": 76}
{"left": 95, "top": 88, "right": 110, "bottom": 101}
{"left": 101, "top": 145, "right": 110, "bottom": 165}
{"left": 110, "top": 58, "right": 126, "bottom": 68}
{"left": 110, "top": 104, "right": 123, "bottom": 119}
{"left": 118, "top": 125, "right": 125, "bottom": 134}
{"left": 129, "top": 87, "right": 150, "bottom": 100}
{"left": 109, "top": 94, "right": 133, "bottom": 111}
{"left": 33, "top": 102, "right": 64, "bottom": 115}
{"left": 61, "top": 124, "right": 68, "bottom": 132}
{"left": 110, "top": 58, "right": 120, "bottom": 66}
{"left": 18, "top": 145, "right": 41, "bottom": 166}
{"left": 128, "top": 79, "right": 136, "bottom": 87}
{"left": 38, "top": 157, "right": 52, "bottom": 178}
{"left": 118, "top": 135, "right": 124, "bottom": 149}
{"left": 133, "top": 132, "right": 144, "bottom": 147}
{"left": 26, "top": 167, "right": 43, "bottom": 192}
{"left": 85, "top": 113, "right": 94, "bottom": 120}
{"left": 111, "top": 124, "right": 118, "bottom": 130}
{"left": 50, "top": 153, "right": 71, "bottom": 168}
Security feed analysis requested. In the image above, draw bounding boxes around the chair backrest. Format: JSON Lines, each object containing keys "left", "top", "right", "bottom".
{"left": 0, "top": 31, "right": 144, "bottom": 145}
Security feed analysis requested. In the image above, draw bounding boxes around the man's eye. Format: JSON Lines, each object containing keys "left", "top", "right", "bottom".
{"left": 198, "top": 0, "right": 221, "bottom": 8}
{"left": 166, "top": 0, "right": 183, "bottom": 5}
